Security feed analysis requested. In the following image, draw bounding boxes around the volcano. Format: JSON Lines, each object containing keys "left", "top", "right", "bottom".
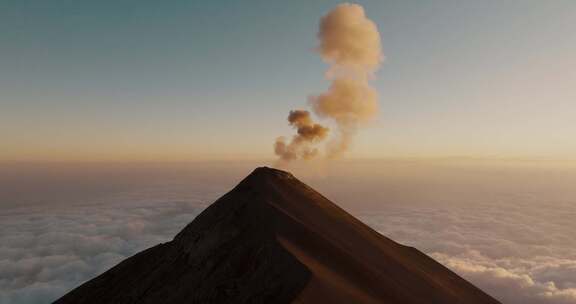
{"left": 54, "top": 167, "right": 500, "bottom": 304}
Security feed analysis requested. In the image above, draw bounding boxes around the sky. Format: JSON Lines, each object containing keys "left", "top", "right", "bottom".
{"left": 2, "top": 0, "right": 576, "bottom": 161}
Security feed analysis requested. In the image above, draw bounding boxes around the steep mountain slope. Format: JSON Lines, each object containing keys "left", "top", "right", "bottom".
{"left": 54, "top": 167, "right": 501, "bottom": 304}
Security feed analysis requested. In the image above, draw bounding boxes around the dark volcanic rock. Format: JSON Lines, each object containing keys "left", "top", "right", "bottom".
{"left": 54, "top": 167, "right": 501, "bottom": 304}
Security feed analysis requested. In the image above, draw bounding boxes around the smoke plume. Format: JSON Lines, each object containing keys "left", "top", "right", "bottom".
{"left": 275, "top": 3, "right": 382, "bottom": 162}
{"left": 274, "top": 110, "right": 329, "bottom": 161}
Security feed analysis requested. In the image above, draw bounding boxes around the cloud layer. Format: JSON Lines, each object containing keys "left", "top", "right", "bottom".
{"left": 360, "top": 200, "right": 576, "bottom": 304}
{"left": 0, "top": 200, "right": 207, "bottom": 304}
{"left": 1, "top": 162, "right": 575, "bottom": 304}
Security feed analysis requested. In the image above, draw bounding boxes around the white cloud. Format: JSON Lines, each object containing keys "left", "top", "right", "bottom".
{"left": 360, "top": 201, "right": 576, "bottom": 304}
{"left": 1, "top": 164, "right": 576, "bottom": 304}
{"left": 0, "top": 200, "right": 207, "bottom": 304}
{"left": 433, "top": 252, "right": 576, "bottom": 304}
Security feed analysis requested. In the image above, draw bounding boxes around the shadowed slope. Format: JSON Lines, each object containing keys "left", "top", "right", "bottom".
{"left": 54, "top": 167, "right": 501, "bottom": 304}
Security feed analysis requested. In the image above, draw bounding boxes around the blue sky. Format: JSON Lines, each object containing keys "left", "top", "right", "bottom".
{"left": 1, "top": 0, "right": 575, "bottom": 160}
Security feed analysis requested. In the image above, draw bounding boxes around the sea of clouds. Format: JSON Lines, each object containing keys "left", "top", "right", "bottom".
{"left": 1, "top": 161, "right": 575, "bottom": 304}
{"left": 0, "top": 200, "right": 208, "bottom": 304}
{"left": 362, "top": 201, "right": 576, "bottom": 304}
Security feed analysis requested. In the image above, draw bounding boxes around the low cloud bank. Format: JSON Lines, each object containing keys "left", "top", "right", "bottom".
{"left": 361, "top": 201, "right": 576, "bottom": 304}
{"left": 0, "top": 200, "right": 206, "bottom": 304}
{"left": 1, "top": 180, "right": 575, "bottom": 304}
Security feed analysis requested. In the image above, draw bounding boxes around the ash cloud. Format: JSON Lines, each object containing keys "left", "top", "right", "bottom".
{"left": 274, "top": 110, "right": 329, "bottom": 161}
{"left": 316, "top": 3, "right": 382, "bottom": 72}
{"left": 275, "top": 3, "right": 382, "bottom": 162}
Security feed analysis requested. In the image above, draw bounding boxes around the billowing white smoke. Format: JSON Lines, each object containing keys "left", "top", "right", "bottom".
{"left": 275, "top": 3, "right": 383, "bottom": 163}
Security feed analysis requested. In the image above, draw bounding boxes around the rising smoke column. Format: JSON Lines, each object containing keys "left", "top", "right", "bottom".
{"left": 275, "top": 3, "right": 382, "bottom": 162}
{"left": 274, "top": 110, "right": 329, "bottom": 161}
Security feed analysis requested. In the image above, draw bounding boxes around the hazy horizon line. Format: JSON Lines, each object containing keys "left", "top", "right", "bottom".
{"left": 4, "top": 156, "right": 576, "bottom": 164}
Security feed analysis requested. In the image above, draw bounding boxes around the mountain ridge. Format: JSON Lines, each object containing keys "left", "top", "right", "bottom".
{"left": 54, "top": 166, "right": 501, "bottom": 304}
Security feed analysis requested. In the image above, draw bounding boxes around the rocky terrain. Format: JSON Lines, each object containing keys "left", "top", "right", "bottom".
{"left": 54, "top": 167, "right": 501, "bottom": 304}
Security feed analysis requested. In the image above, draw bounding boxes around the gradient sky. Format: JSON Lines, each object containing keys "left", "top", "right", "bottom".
{"left": 2, "top": 0, "right": 575, "bottom": 161}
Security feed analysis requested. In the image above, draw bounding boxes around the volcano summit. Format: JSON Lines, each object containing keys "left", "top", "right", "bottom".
{"left": 55, "top": 167, "right": 500, "bottom": 304}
